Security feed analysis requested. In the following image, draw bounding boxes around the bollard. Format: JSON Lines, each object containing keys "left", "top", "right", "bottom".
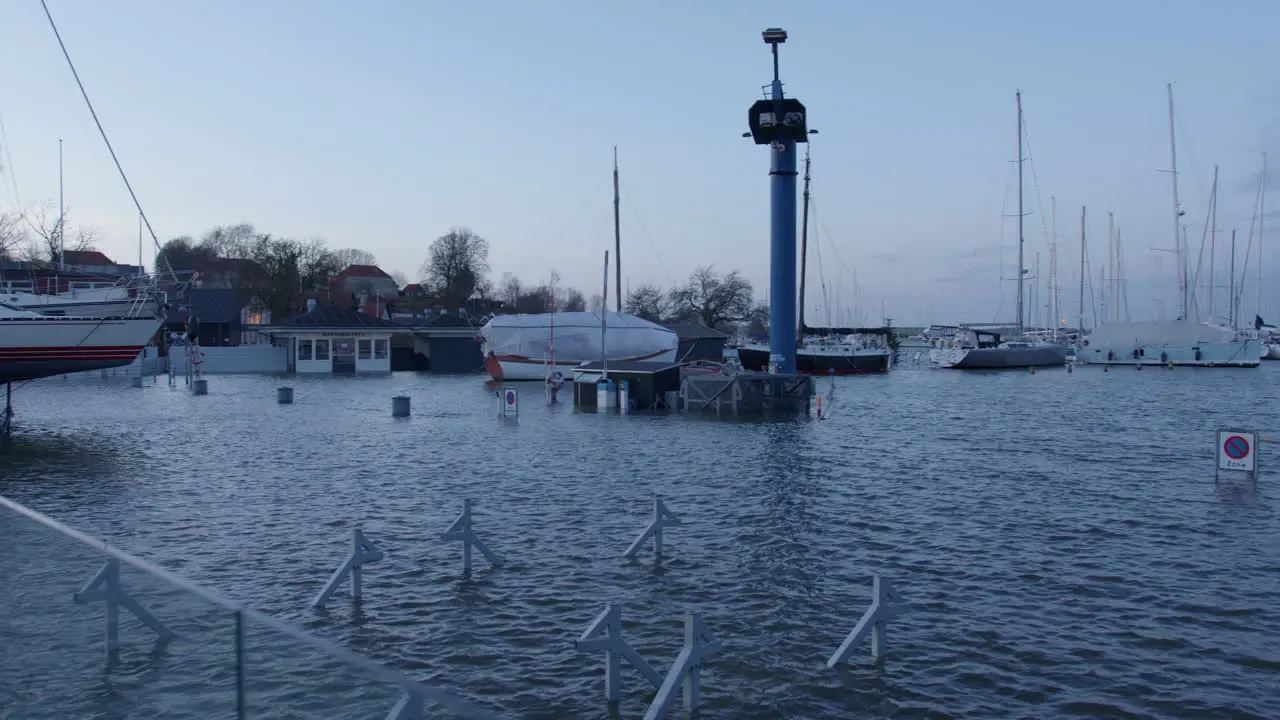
{"left": 619, "top": 381, "right": 630, "bottom": 414}
{"left": 664, "top": 390, "right": 678, "bottom": 412}
{"left": 392, "top": 396, "right": 410, "bottom": 418}
{"left": 278, "top": 386, "right": 294, "bottom": 404}
{"left": 192, "top": 378, "right": 208, "bottom": 396}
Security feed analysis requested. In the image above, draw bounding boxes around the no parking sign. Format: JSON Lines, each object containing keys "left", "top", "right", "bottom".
{"left": 1216, "top": 429, "right": 1258, "bottom": 479}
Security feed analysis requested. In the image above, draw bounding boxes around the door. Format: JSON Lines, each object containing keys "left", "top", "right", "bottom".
{"left": 332, "top": 338, "right": 356, "bottom": 373}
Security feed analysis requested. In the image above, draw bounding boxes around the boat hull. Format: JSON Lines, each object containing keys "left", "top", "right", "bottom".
{"left": 484, "top": 348, "right": 678, "bottom": 381}
{"left": 1264, "top": 344, "right": 1280, "bottom": 360}
{"left": 737, "top": 346, "right": 891, "bottom": 374}
{"left": 930, "top": 344, "right": 1069, "bottom": 369}
{"left": 0, "top": 316, "right": 163, "bottom": 383}
{"left": 1075, "top": 341, "right": 1262, "bottom": 368}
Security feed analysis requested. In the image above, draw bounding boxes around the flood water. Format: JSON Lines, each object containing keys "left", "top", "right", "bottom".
{"left": 1, "top": 363, "right": 1278, "bottom": 719}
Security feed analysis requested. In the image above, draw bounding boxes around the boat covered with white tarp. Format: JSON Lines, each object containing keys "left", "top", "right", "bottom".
{"left": 481, "top": 312, "right": 678, "bottom": 380}
{"left": 1076, "top": 320, "right": 1261, "bottom": 367}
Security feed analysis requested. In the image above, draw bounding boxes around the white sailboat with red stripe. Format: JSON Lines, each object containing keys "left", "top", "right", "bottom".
{"left": 0, "top": 302, "right": 163, "bottom": 383}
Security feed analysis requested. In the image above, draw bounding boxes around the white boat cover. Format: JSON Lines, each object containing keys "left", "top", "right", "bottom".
{"left": 1083, "top": 320, "right": 1242, "bottom": 347}
{"left": 482, "top": 312, "right": 678, "bottom": 362}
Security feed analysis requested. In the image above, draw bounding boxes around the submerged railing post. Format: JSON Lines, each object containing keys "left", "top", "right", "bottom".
{"left": 440, "top": 500, "right": 502, "bottom": 574}
{"left": 643, "top": 613, "right": 723, "bottom": 720}
{"left": 385, "top": 691, "right": 425, "bottom": 720}
{"left": 826, "top": 575, "right": 911, "bottom": 667}
{"left": 624, "top": 496, "right": 682, "bottom": 559}
{"left": 574, "top": 604, "right": 662, "bottom": 704}
{"left": 74, "top": 557, "right": 174, "bottom": 661}
{"left": 309, "top": 528, "right": 386, "bottom": 611}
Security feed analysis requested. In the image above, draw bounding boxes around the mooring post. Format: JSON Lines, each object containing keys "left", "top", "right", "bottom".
{"left": 643, "top": 612, "right": 723, "bottom": 720}
{"left": 624, "top": 496, "right": 682, "bottom": 559}
{"left": 574, "top": 604, "right": 662, "bottom": 705}
{"left": 440, "top": 499, "right": 502, "bottom": 574}
{"left": 74, "top": 557, "right": 174, "bottom": 662}
{"left": 826, "top": 575, "right": 910, "bottom": 667}
{"left": 309, "top": 528, "right": 386, "bottom": 611}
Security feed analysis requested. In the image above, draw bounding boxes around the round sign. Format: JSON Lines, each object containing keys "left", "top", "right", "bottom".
{"left": 1224, "top": 435, "right": 1250, "bottom": 460}
{"left": 504, "top": 389, "right": 517, "bottom": 406}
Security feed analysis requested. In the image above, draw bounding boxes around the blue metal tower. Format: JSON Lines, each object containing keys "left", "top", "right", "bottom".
{"left": 746, "top": 28, "right": 811, "bottom": 374}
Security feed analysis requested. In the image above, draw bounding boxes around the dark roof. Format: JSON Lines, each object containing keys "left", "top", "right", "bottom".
{"left": 277, "top": 307, "right": 399, "bottom": 329}
{"left": 663, "top": 323, "right": 727, "bottom": 339}
{"left": 168, "top": 288, "right": 245, "bottom": 323}
{"left": 334, "top": 264, "right": 393, "bottom": 281}
{"left": 63, "top": 250, "right": 116, "bottom": 266}
{"left": 575, "top": 360, "right": 683, "bottom": 374}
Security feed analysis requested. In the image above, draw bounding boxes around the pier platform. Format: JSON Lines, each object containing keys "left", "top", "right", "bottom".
{"left": 680, "top": 371, "right": 814, "bottom": 414}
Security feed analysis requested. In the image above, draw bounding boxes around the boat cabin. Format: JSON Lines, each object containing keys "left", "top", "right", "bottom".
{"left": 257, "top": 305, "right": 396, "bottom": 374}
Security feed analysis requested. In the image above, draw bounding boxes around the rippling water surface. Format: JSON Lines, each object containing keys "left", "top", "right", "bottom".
{"left": 1, "top": 364, "right": 1278, "bottom": 719}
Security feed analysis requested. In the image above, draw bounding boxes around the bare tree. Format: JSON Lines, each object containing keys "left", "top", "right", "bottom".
{"left": 501, "top": 274, "right": 521, "bottom": 310}
{"left": 420, "top": 227, "right": 490, "bottom": 309}
{"left": 559, "top": 287, "right": 587, "bottom": 312}
{"left": 515, "top": 284, "right": 553, "bottom": 314}
{"left": 200, "top": 223, "right": 258, "bottom": 258}
{"left": 0, "top": 211, "right": 28, "bottom": 259}
{"left": 389, "top": 270, "right": 408, "bottom": 288}
{"left": 332, "top": 247, "right": 377, "bottom": 269}
{"left": 624, "top": 283, "right": 669, "bottom": 322}
{"left": 20, "top": 202, "right": 97, "bottom": 264}
{"left": 668, "top": 266, "right": 754, "bottom": 330}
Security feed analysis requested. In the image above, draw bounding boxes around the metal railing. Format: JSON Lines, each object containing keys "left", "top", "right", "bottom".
{"left": 0, "top": 495, "right": 499, "bottom": 719}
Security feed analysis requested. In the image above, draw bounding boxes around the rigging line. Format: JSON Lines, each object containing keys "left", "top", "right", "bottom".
{"left": 0, "top": 110, "right": 24, "bottom": 210}
{"left": 807, "top": 196, "right": 862, "bottom": 321}
{"left": 617, "top": 184, "right": 674, "bottom": 288}
{"left": 39, "top": 0, "right": 172, "bottom": 277}
{"left": 1019, "top": 114, "right": 1054, "bottom": 246}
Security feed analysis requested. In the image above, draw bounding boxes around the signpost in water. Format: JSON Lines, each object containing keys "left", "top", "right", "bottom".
{"left": 1216, "top": 429, "right": 1259, "bottom": 481}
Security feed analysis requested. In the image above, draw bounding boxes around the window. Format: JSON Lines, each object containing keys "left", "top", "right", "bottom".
{"left": 358, "top": 339, "right": 372, "bottom": 360}
{"left": 315, "top": 339, "right": 330, "bottom": 361}
{"left": 374, "top": 339, "right": 388, "bottom": 359}
{"left": 298, "top": 339, "right": 313, "bottom": 361}
{"left": 3, "top": 281, "right": 32, "bottom": 292}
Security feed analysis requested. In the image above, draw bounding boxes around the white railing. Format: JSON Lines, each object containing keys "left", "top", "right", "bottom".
{"left": 0, "top": 495, "right": 500, "bottom": 719}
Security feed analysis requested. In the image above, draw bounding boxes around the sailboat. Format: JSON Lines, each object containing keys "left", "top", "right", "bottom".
{"left": 736, "top": 145, "right": 894, "bottom": 374}
{"left": 481, "top": 149, "right": 678, "bottom": 380}
{"left": 930, "top": 91, "right": 1068, "bottom": 369}
{"left": 1076, "top": 85, "right": 1261, "bottom": 367}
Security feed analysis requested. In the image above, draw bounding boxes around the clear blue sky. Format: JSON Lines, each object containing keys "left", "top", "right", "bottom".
{"left": 1, "top": 0, "right": 1277, "bottom": 326}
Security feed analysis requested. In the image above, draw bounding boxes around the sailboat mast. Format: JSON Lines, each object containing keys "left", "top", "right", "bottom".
{"left": 1016, "top": 90, "right": 1025, "bottom": 336}
{"left": 601, "top": 250, "right": 609, "bottom": 379}
{"left": 1078, "top": 206, "right": 1086, "bottom": 340}
{"left": 1050, "top": 195, "right": 1057, "bottom": 336}
{"left": 613, "top": 147, "right": 622, "bottom": 313}
{"left": 1229, "top": 229, "right": 1237, "bottom": 327}
{"left": 1209, "top": 165, "right": 1218, "bottom": 322}
{"left": 1107, "top": 211, "right": 1114, "bottom": 322}
{"left": 1260, "top": 152, "right": 1267, "bottom": 323}
{"left": 58, "top": 137, "right": 64, "bottom": 271}
{"left": 1166, "top": 83, "right": 1186, "bottom": 320}
{"left": 797, "top": 145, "right": 811, "bottom": 345}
